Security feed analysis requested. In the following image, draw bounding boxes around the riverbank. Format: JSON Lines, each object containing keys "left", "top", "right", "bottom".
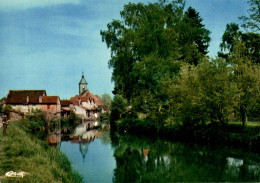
{"left": 0, "top": 121, "right": 82, "bottom": 183}
{"left": 116, "top": 118, "right": 260, "bottom": 153}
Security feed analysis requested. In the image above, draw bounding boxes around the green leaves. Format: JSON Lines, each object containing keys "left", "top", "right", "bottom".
{"left": 239, "top": 0, "right": 260, "bottom": 32}
{"left": 101, "top": 0, "right": 210, "bottom": 103}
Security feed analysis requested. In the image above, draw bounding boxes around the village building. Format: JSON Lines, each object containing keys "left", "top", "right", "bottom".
{"left": 67, "top": 73, "right": 105, "bottom": 119}
{"left": 5, "top": 90, "right": 61, "bottom": 116}
{"left": 60, "top": 100, "right": 72, "bottom": 118}
{"left": 2, "top": 73, "right": 106, "bottom": 120}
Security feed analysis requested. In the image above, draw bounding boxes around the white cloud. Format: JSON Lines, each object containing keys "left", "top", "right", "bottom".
{"left": 0, "top": 0, "right": 81, "bottom": 10}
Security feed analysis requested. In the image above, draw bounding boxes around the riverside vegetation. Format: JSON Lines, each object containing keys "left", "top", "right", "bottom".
{"left": 102, "top": 0, "right": 260, "bottom": 150}
{"left": 0, "top": 110, "right": 82, "bottom": 183}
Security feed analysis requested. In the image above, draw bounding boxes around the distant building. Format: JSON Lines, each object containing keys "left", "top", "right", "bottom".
{"left": 79, "top": 72, "right": 88, "bottom": 94}
{"left": 64, "top": 73, "right": 105, "bottom": 119}
{"left": 5, "top": 90, "right": 61, "bottom": 115}
{"left": 60, "top": 100, "right": 72, "bottom": 118}
{"left": 3, "top": 73, "right": 105, "bottom": 120}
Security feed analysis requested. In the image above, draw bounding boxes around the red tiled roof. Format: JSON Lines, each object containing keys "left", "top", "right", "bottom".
{"left": 60, "top": 100, "right": 71, "bottom": 107}
{"left": 6, "top": 90, "right": 46, "bottom": 104}
{"left": 69, "top": 90, "right": 105, "bottom": 107}
{"left": 81, "top": 97, "right": 88, "bottom": 102}
{"left": 95, "top": 95, "right": 104, "bottom": 106}
{"left": 42, "top": 96, "right": 59, "bottom": 104}
{"left": 80, "top": 91, "right": 104, "bottom": 106}
{"left": 70, "top": 97, "right": 80, "bottom": 105}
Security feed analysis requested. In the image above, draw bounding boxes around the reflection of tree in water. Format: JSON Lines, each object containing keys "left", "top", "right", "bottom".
{"left": 99, "top": 131, "right": 111, "bottom": 145}
{"left": 111, "top": 133, "right": 260, "bottom": 183}
{"left": 113, "top": 148, "right": 142, "bottom": 183}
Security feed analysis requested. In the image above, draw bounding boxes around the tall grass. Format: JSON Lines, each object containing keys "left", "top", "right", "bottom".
{"left": 0, "top": 121, "right": 82, "bottom": 183}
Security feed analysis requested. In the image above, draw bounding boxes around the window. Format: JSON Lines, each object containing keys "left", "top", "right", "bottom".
{"left": 39, "top": 96, "right": 42, "bottom": 103}
{"left": 47, "top": 105, "right": 50, "bottom": 109}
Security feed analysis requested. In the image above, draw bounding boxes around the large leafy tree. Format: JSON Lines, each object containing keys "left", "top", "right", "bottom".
{"left": 166, "top": 58, "right": 235, "bottom": 127}
{"left": 230, "top": 40, "right": 260, "bottom": 127}
{"left": 239, "top": 0, "right": 260, "bottom": 32}
{"left": 218, "top": 23, "right": 260, "bottom": 64}
{"left": 101, "top": 0, "right": 210, "bottom": 106}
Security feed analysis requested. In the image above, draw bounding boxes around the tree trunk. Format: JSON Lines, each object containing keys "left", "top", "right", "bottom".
{"left": 3, "top": 124, "right": 7, "bottom": 136}
{"left": 241, "top": 107, "right": 246, "bottom": 128}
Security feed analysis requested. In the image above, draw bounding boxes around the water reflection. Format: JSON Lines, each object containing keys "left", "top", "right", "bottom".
{"left": 60, "top": 123, "right": 116, "bottom": 183}
{"left": 59, "top": 124, "right": 260, "bottom": 183}
{"left": 111, "top": 133, "right": 260, "bottom": 182}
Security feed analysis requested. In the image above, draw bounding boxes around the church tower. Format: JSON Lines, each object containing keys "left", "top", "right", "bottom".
{"left": 79, "top": 72, "right": 88, "bottom": 94}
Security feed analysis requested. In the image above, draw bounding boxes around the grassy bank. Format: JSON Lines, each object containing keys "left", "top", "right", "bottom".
{"left": 0, "top": 121, "right": 82, "bottom": 183}
{"left": 116, "top": 118, "right": 260, "bottom": 153}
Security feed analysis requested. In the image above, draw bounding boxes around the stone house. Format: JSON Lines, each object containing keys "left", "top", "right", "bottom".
{"left": 5, "top": 90, "right": 61, "bottom": 115}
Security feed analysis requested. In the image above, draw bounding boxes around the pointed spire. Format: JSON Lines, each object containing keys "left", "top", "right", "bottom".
{"left": 79, "top": 73, "right": 87, "bottom": 84}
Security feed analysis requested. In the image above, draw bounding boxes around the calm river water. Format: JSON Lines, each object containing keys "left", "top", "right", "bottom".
{"left": 60, "top": 124, "right": 260, "bottom": 183}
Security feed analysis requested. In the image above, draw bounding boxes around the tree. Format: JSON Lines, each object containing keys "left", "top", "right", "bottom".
{"left": 101, "top": 93, "right": 112, "bottom": 110}
{"left": 218, "top": 23, "right": 260, "bottom": 64}
{"left": 180, "top": 7, "right": 211, "bottom": 65}
{"left": 0, "top": 97, "right": 6, "bottom": 102}
{"left": 239, "top": 0, "right": 260, "bottom": 32}
{"left": 166, "top": 59, "right": 235, "bottom": 127}
{"left": 218, "top": 23, "right": 241, "bottom": 59}
{"left": 230, "top": 39, "right": 260, "bottom": 127}
{"left": 110, "top": 95, "right": 127, "bottom": 124}
{"left": 101, "top": 0, "right": 209, "bottom": 102}
{"left": 0, "top": 97, "right": 6, "bottom": 115}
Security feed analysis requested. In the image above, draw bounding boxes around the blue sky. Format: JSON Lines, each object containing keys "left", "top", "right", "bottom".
{"left": 0, "top": 0, "right": 249, "bottom": 99}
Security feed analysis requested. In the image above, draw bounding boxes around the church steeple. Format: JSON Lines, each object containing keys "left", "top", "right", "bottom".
{"left": 79, "top": 72, "right": 88, "bottom": 94}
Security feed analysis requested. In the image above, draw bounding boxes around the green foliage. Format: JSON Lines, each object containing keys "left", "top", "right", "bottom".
{"left": 101, "top": 0, "right": 210, "bottom": 101}
{"left": 1, "top": 105, "right": 12, "bottom": 115}
{"left": 98, "top": 112, "right": 110, "bottom": 123}
{"left": 0, "top": 121, "right": 82, "bottom": 183}
{"left": 166, "top": 58, "right": 236, "bottom": 128}
{"left": 230, "top": 39, "right": 260, "bottom": 126}
{"left": 218, "top": 23, "right": 260, "bottom": 63}
{"left": 66, "top": 110, "right": 79, "bottom": 127}
{"left": 0, "top": 96, "right": 6, "bottom": 102}
{"left": 101, "top": 0, "right": 259, "bottom": 135}
{"left": 101, "top": 93, "right": 112, "bottom": 110}
{"left": 31, "top": 108, "right": 42, "bottom": 115}
{"left": 239, "top": 0, "right": 260, "bottom": 32}
{"left": 21, "top": 112, "right": 47, "bottom": 139}
{"left": 218, "top": 23, "right": 241, "bottom": 59}
{"left": 110, "top": 95, "right": 128, "bottom": 123}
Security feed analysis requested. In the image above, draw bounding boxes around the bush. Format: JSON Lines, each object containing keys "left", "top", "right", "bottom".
{"left": 20, "top": 112, "right": 47, "bottom": 139}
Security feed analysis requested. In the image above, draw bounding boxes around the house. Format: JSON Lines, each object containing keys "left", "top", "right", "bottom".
{"left": 60, "top": 100, "right": 72, "bottom": 118}
{"left": 70, "top": 91, "right": 103, "bottom": 118}
{"left": 66, "top": 73, "right": 105, "bottom": 119}
{"left": 5, "top": 90, "right": 61, "bottom": 115}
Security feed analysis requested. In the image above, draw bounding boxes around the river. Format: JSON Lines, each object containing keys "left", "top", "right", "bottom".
{"left": 60, "top": 123, "right": 260, "bottom": 183}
